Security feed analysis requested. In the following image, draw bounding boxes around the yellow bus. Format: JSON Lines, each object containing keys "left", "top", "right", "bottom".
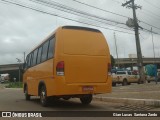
{"left": 23, "top": 26, "right": 111, "bottom": 106}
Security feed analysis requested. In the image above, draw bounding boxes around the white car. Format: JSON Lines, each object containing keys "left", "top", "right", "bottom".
{"left": 112, "top": 71, "right": 140, "bottom": 86}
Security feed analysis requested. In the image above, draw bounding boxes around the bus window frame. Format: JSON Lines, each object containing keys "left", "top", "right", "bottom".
{"left": 41, "top": 40, "right": 49, "bottom": 62}
{"left": 47, "top": 36, "right": 55, "bottom": 59}
{"left": 37, "top": 46, "right": 42, "bottom": 65}
{"left": 25, "top": 34, "right": 55, "bottom": 70}
{"left": 30, "top": 52, "right": 34, "bottom": 67}
{"left": 32, "top": 49, "right": 38, "bottom": 66}
{"left": 27, "top": 54, "right": 31, "bottom": 68}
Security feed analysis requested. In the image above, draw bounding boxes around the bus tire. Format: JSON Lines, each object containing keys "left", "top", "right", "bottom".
{"left": 40, "top": 85, "right": 48, "bottom": 107}
{"left": 80, "top": 94, "right": 92, "bottom": 105}
{"left": 24, "top": 85, "right": 30, "bottom": 101}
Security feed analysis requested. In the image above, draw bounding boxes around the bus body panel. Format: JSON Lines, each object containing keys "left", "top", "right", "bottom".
{"left": 64, "top": 55, "right": 108, "bottom": 84}
{"left": 24, "top": 59, "right": 54, "bottom": 96}
{"left": 61, "top": 29, "right": 110, "bottom": 84}
{"left": 62, "top": 29, "right": 109, "bottom": 56}
{"left": 47, "top": 81, "right": 112, "bottom": 96}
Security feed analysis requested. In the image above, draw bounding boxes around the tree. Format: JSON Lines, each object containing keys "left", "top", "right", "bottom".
{"left": 110, "top": 55, "right": 115, "bottom": 68}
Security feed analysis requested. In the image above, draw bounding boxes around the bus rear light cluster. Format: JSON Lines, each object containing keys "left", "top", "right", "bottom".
{"left": 56, "top": 61, "right": 64, "bottom": 76}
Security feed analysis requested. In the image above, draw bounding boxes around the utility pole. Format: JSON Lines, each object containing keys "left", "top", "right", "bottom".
{"left": 122, "top": 0, "right": 145, "bottom": 83}
{"left": 114, "top": 32, "right": 119, "bottom": 68}
{"left": 24, "top": 52, "right": 26, "bottom": 63}
{"left": 151, "top": 27, "right": 156, "bottom": 63}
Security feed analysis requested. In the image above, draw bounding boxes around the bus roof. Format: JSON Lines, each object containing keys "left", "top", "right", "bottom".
{"left": 28, "top": 26, "right": 101, "bottom": 55}
{"left": 62, "top": 26, "right": 101, "bottom": 33}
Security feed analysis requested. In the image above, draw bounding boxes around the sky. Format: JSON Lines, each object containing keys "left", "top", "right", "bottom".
{"left": 0, "top": 0, "right": 160, "bottom": 65}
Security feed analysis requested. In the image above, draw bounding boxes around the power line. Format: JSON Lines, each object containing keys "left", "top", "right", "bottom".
{"left": 29, "top": 0, "right": 116, "bottom": 26}
{"left": 0, "top": 0, "right": 134, "bottom": 35}
{"left": 140, "top": 28, "right": 160, "bottom": 35}
{"left": 142, "top": 8, "right": 160, "bottom": 19}
{"left": 139, "top": 11, "right": 160, "bottom": 22}
{"left": 72, "top": 0, "right": 160, "bottom": 33}
{"left": 30, "top": 0, "right": 127, "bottom": 25}
{"left": 34, "top": 0, "right": 160, "bottom": 34}
{"left": 136, "top": 10, "right": 160, "bottom": 31}
{"left": 29, "top": 0, "right": 133, "bottom": 31}
{"left": 1, "top": 0, "right": 159, "bottom": 35}
{"left": 143, "top": 0, "right": 160, "bottom": 10}
{"left": 139, "top": 20, "right": 160, "bottom": 31}
{"left": 30, "top": 0, "right": 130, "bottom": 30}
{"left": 139, "top": 34, "right": 145, "bottom": 40}
{"left": 0, "top": 0, "right": 8, "bottom": 4}
{"left": 34, "top": 0, "right": 160, "bottom": 35}
{"left": 72, "top": 0, "right": 129, "bottom": 18}
{"left": 137, "top": 11, "right": 160, "bottom": 30}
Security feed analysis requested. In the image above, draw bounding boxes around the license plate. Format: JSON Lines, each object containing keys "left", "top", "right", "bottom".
{"left": 82, "top": 86, "right": 94, "bottom": 91}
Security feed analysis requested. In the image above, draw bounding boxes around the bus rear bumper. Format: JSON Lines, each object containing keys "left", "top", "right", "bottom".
{"left": 47, "top": 83, "right": 112, "bottom": 97}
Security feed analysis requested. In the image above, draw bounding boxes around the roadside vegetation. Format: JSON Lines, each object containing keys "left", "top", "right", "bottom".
{"left": 5, "top": 82, "right": 23, "bottom": 88}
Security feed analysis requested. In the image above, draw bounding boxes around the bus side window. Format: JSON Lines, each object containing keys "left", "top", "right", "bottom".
{"left": 48, "top": 37, "right": 54, "bottom": 59}
{"left": 25, "top": 55, "right": 29, "bottom": 69}
{"left": 41, "top": 41, "right": 49, "bottom": 62}
{"left": 32, "top": 49, "right": 38, "bottom": 66}
{"left": 27, "top": 54, "right": 31, "bottom": 68}
{"left": 37, "top": 47, "right": 42, "bottom": 64}
{"left": 30, "top": 53, "right": 34, "bottom": 67}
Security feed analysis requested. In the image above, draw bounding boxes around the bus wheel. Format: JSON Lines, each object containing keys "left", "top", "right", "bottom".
{"left": 24, "top": 85, "right": 30, "bottom": 100}
{"left": 40, "top": 86, "right": 48, "bottom": 107}
{"left": 80, "top": 94, "right": 92, "bottom": 105}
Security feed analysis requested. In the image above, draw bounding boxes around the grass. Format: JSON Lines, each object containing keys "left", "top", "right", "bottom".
{"left": 5, "top": 82, "right": 23, "bottom": 88}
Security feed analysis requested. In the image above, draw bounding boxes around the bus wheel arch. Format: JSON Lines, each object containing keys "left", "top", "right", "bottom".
{"left": 38, "top": 81, "right": 46, "bottom": 96}
{"left": 24, "top": 83, "right": 27, "bottom": 93}
{"left": 24, "top": 83, "right": 30, "bottom": 100}
{"left": 38, "top": 81, "right": 49, "bottom": 107}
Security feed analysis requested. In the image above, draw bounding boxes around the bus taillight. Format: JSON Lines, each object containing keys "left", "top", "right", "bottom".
{"left": 56, "top": 61, "right": 64, "bottom": 76}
